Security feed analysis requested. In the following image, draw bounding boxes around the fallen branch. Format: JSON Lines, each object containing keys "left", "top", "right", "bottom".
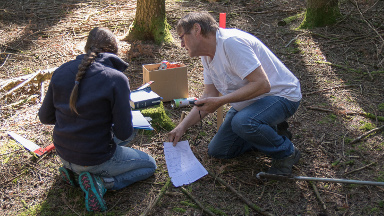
{"left": 297, "top": 169, "right": 327, "bottom": 213}
{"left": 306, "top": 106, "right": 384, "bottom": 122}
{"left": 310, "top": 181, "right": 327, "bottom": 212}
{"left": 343, "top": 162, "right": 376, "bottom": 176}
{"left": 0, "top": 68, "right": 56, "bottom": 101}
{"left": 349, "top": 125, "right": 384, "bottom": 145}
{"left": 315, "top": 61, "right": 384, "bottom": 75}
{"left": 350, "top": 0, "right": 384, "bottom": 51}
{"left": 179, "top": 186, "right": 216, "bottom": 216}
{"left": 1, "top": 171, "right": 26, "bottom": 185}
{"left": 303, "top": 84, "right": 360, "bottom": 96}
{"left": 0, "top": 54, "right": 10, "bottom": 69}
{"left": 140, "top": 178, "right": 172, "bottom": 216}
{"left": 0, "top": 73, "right": 36, "bottom": 92}
{"left": 278, "top": 12, "right": 305, "bottom": 26}
{"left": 2, "top": 95, "right": 38, "bottom": 109}
{"left": 285, "top": 33, "right": 305, "bottom": 47}
{"left": 306, "top": 106, "right": 358, "bottom": 115}
{"left": 208, "top": 170, "right": 273, "bottom": 216}
{"left": 1, "top": 71, "right": 40, "bottom": 100}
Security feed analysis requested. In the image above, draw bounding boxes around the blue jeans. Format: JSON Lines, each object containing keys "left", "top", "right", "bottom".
{"left": 60, "top": 144, "right": 156, "bottom": 190}
{"left": 208, "top": 96, "right": 300, "bottom": 160}
{"left": 114, "top": 129, "right": 139, "bottom": 147}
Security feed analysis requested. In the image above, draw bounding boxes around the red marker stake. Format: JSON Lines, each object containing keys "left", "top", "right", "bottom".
{"left": 219, "top": 13, "right": 226, "bottom": 28}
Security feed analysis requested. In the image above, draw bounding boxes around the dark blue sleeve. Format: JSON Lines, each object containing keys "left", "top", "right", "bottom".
{"left": 111, "top": 75, "right": 133, "bottom": 141}
{"left": 38, "top": 82, "right": 56, "bottom": 124}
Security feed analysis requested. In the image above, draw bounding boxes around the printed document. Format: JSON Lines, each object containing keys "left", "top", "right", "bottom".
{"left": 163, "top": 141, "right": 208, "bottom": 187}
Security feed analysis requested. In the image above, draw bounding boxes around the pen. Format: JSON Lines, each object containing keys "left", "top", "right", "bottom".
{"left": 137, "top": 81, "right": 154, "bottom": 90}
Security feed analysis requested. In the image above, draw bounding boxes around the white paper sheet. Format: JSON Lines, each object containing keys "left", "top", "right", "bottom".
{"left": 163, "top": 141, "right": 208, "bottom": 187}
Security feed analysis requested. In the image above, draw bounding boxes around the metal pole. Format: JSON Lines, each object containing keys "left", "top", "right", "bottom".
{"left": 293, "top": 175, "right": 384, "bottom": 186}
{"left": 257, "top": 172, "right": 384, "bottom": 186}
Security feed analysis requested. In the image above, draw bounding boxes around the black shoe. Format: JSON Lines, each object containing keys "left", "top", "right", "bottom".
{"left": 267, "top": 147, "right": 301, "bottom": 175}
{"left": 277, "top": 121, "right": 293, "bottom": 140}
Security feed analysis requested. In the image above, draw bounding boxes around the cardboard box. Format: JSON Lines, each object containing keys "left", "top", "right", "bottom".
{"left": 143, "top": 63, "right": 188, "bottom": 102}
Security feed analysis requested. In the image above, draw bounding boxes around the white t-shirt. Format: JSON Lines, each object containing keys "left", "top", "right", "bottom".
{"left": 201, "top": 28, "right": 302, "bottom": 111}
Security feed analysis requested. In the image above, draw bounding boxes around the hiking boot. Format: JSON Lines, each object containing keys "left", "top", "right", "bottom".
{"left": 277, "top": 121, "right": 293, "bottom": 140}
{"left": 59, "top": 167, "right": 79, "bottom": 187}
{"left": 267, "top": 147, "right": 301, "bottom": 175}
{"left": 79, "top": 172, "right": 107, "bottom": 212}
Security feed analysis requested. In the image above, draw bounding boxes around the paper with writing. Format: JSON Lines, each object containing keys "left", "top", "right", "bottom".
{"left": 163, "top": 141, "right": 208, "bottom": 187}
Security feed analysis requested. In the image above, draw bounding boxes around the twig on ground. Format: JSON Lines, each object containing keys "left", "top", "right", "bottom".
{"left": 231, "top": 174, "right": 260, "bottom": 186}
{"left": 208, "top": 170, "right": 273, "bottom": 216}
{"left": 350, "top": 0, "right": 384, "bottom": 52}
{"left": 61, "top": 193, "right": 81, "bottom": 216}
{"left": 0, "top": 54, "right": 10, "bottom": 69}
{"left": 1, "top": 172, "right": 26, "bottom": 186}
{"left": 285, "top": 33, "right": 304, "bottom": 47}
{"left": 318, "top": 188, "right": 345, "bottom": 198}
{"left": 343, "top": 162, "right": 376, "bottom": 176}
{"left": 315, "top": 61, "right": 384, "bottom": 75}
{"left": 140, "top": 178, "right": 172, "bottom": 216}
{"left": 179, "top": 186, "right": 216, "bottom": 216}
{"left": 376, "top": 186, "right": 384, "bottom": 192}
{"left": 298, "top": 169, "right": 328, "bottom": 213}
{"left": 0, "top": 149, "right": 22, "bottom": 157}
{"left": 2, "top": 95, "right": 39, "bottom": 109}
{"left": 303, "top": 84, "right": 360, "bottom": 96}
{"left": 108, "top": 196, "right": 123, "bottom": 212}
{"left": 342, "top": 132, "right": 349, "bottom": 157}
{"left": 306, "top": 106, "right": 384, "bottom": 121}
{"left": 310, "top": 181, "right": 327, "bottom": 211}
{"left": 165, "top": 191, "right": 183, "bottom": 196}
{"left": 258, "top": 185, "right": 266, "bottom": 200}
{"left": 349, "top": 125, "right": 384, "bottom": 145}
{"left": 306, "top": 106, "right": 359, "bottom": 115}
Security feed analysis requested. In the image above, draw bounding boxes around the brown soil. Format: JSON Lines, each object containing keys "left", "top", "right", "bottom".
{"left": 1, "top": 0, "right": 384, "bottom": 215}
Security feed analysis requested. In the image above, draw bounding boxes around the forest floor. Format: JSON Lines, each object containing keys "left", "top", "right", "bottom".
{"left": 1, "top": 0, "right": 384, "bottom": 215}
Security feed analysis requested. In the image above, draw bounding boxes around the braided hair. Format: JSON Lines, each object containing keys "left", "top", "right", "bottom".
{"left": 69, "top": 27, "right": 118, "bottom": 114}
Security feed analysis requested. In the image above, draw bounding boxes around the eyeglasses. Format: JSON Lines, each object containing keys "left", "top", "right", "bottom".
{"left": 179, "top": 32, "right": 188, "bottom": 42}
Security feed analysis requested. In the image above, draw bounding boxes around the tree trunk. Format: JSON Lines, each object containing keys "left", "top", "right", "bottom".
{"left": 125, "top": 0, "right": 173, "bottom": 44}
{"left": 299, "top": 0, "right": 341, "bottom": 29}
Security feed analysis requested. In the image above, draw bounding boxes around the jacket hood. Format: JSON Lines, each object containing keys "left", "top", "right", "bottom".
{"left": 75, "top": 52, "right": 129, "bottom": 74}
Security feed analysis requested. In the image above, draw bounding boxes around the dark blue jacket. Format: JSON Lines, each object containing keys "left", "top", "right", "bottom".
{"left": 39, "top": 53, "right": 133, "bottom": 166}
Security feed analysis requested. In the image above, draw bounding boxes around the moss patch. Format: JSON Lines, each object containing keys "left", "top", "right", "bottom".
{"left": 125, "top": 17, "right": 173, "bottom": 45}
{"left": 141, "top": 102, "right": 175, "bottom": 132}
{"left": 299, "top": 5, "right": 341, "bottom": 29}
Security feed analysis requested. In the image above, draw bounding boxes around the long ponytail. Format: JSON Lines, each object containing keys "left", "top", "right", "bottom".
{"left": 68, "top": 27, "right": 118, "bottom": 115}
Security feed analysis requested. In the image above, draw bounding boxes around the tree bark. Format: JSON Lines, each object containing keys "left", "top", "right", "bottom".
{"left": 299, "top": 0, "right": 341, "bottom": 29}
{"left": 125, "top": 0, "right": 173, "bottom": 44}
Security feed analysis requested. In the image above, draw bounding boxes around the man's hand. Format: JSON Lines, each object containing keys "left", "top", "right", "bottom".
{"left": 168, "top": 125, "right": 187, "bottom": 146}
{"left": 195, "top": 97, "right": 223, "bottom": 113}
